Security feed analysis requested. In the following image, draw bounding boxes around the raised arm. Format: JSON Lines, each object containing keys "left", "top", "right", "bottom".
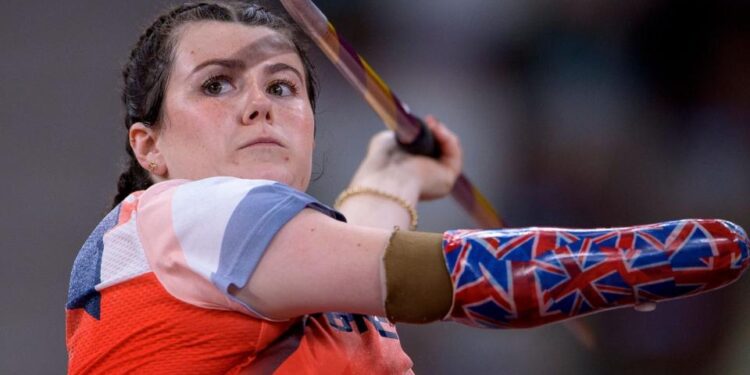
{"left": 239, "top": 212, "right": 750, "bottom": 326}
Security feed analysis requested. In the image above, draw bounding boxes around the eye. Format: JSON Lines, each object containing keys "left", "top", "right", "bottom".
{"left": 201, "top": 75, "right": 233, "bottom": 96}
{"left": 267, "top": 80, "right": 298, "bottom": 97}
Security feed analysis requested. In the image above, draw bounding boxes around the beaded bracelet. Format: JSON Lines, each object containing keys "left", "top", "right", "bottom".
{"left": 334, "top": 186, "right": 418, "bottom": 231}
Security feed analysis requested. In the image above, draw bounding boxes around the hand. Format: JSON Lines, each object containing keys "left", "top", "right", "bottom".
{"left": 349, "top": 116, "right": 463, "bottom": 202}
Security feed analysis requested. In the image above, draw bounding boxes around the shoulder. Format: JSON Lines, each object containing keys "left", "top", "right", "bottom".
{"left": 136, "top": 176, "right": 345, "bottom": 222}
{"left": 127, "top": 177, "right": 346, "bottom": 318}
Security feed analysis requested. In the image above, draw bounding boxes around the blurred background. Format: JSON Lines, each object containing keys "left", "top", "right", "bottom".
{"left": 1, "top": 0, "right": 749, "bottom": 373}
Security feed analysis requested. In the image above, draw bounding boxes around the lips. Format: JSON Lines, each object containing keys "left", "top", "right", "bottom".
{"left": 241, "top": 136, "right": 284, "bottom": 149}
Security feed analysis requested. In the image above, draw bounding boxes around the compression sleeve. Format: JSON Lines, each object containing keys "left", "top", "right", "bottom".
{"left": 383, "top": 220, "right": 749, "bottom": 328}
{"left": 136, "top": 177, "right": 344, "bottom": 320}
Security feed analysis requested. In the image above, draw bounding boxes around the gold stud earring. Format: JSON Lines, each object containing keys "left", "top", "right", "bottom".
{"left": 148, "top": 161, "right": 158, "bottom": 171}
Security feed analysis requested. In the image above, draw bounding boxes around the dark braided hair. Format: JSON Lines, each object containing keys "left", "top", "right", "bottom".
{"left": 113, "top": 1, "right": 318, "bottom": 208}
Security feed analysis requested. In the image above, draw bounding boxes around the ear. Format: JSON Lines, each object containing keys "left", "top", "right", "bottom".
{"left": 129, "top": 122, "right": 168, "bottom": 179}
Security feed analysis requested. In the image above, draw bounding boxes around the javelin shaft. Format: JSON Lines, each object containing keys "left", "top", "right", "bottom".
{"left": 278, "top": 0, "right": 599, "bottom": 348}
{"left": 280, "top": 0, "right": 505, "bottom": 228}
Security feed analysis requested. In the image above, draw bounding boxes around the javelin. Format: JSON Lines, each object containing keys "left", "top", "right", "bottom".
{"left": 279, "top": 0, "right": 505, "bottom": 229}
{"left": 279, "top": 0, "right": 599, "bottom": 348}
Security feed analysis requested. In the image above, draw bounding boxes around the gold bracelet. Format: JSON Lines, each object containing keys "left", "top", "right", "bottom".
{"left": 334, "top": 186, "right": 418, "bottom": 231}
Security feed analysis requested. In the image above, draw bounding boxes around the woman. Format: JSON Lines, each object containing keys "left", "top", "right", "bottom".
{"left": 66, "top": 1, "right": 750, "bottom": 374}
{"left": 67, "top": 2, "right": 458, "bottom": 373}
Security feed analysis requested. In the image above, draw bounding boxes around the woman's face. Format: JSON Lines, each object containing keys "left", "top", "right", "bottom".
{"left": 154, "top": 21, "right": 315, "bottom": 190}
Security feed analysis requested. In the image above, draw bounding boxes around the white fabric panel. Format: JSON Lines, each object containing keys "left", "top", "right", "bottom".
{"left": 170, "top": 177, "right": 274, "bottom": 279}
{"left": 96, "top": 215, "right": 150, "bottom": 290}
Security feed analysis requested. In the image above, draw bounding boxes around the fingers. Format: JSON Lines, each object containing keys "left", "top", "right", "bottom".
{"left": 354, "top": 116, "right": 463, "bottom": 202}
{"left": 367, "top": 117, "right": 462, "bottom": 175}
{"left": 424, "top": 115, "right": 462, "bottom": 174}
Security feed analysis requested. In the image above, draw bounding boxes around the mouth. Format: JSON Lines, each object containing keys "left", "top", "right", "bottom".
{"left": 241, "top": 137, "right": 284, "bottom": 149}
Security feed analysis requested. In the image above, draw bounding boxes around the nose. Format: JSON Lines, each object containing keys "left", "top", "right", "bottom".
{"left": 241, "top": 88, "right": 273, "bottom": 125}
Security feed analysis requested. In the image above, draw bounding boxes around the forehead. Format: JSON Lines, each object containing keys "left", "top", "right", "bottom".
{"left": 171, "top": 21, "right": 300, "bottom": 73}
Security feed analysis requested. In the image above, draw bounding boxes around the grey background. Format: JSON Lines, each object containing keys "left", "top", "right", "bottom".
{"left": 2, "top": 0, "right": 749, "bottom": 373}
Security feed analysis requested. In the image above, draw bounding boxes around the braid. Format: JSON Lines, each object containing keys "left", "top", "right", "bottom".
{"left": 112, "top": 1, "right": 318, "bottom": 208}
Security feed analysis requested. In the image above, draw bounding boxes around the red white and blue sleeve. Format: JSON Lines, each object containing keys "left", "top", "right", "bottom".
{"left": 135, "top": 177, "right": 345, "bottom": 320}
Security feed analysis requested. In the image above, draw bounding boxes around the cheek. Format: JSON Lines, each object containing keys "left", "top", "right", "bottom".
{"left": 159, "top": 125, "right": 206, "bottom": 177}
{"left": 298, "top": 110, "right": 316, "bottom": 155}
{"left": 170, "top": 99, "right": 226, "bottom": 130}
{"left": 165, "top": 96, "right": 235, "bottom": 144}
{"left": 159, "top": 103, "right": 227, "bottom": 176}
{"left": 281, "top": 101, "right": 315, "bottom": 148}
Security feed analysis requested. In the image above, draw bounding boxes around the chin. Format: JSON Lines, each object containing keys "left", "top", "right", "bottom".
{"left": 241, "top": 168, "right": 308, "bottom": 191}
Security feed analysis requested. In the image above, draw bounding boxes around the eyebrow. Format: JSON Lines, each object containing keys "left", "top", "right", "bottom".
{"left": 191, "top": 58, "right": 246, "bottom": 75}
{"left": 265, "top": 62, "right": 304, "bottom": 83}
{"left": 189, "top": 34, "right": 298, "bottom": 78}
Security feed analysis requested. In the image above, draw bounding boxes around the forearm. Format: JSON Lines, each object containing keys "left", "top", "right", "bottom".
{"left": 383, "top": 219, "right": 749, "bottom": 328}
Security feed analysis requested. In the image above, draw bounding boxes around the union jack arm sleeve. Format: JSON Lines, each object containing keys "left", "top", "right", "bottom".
{"left": 442, "top": 219, "right": 750, "bottom": 328}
